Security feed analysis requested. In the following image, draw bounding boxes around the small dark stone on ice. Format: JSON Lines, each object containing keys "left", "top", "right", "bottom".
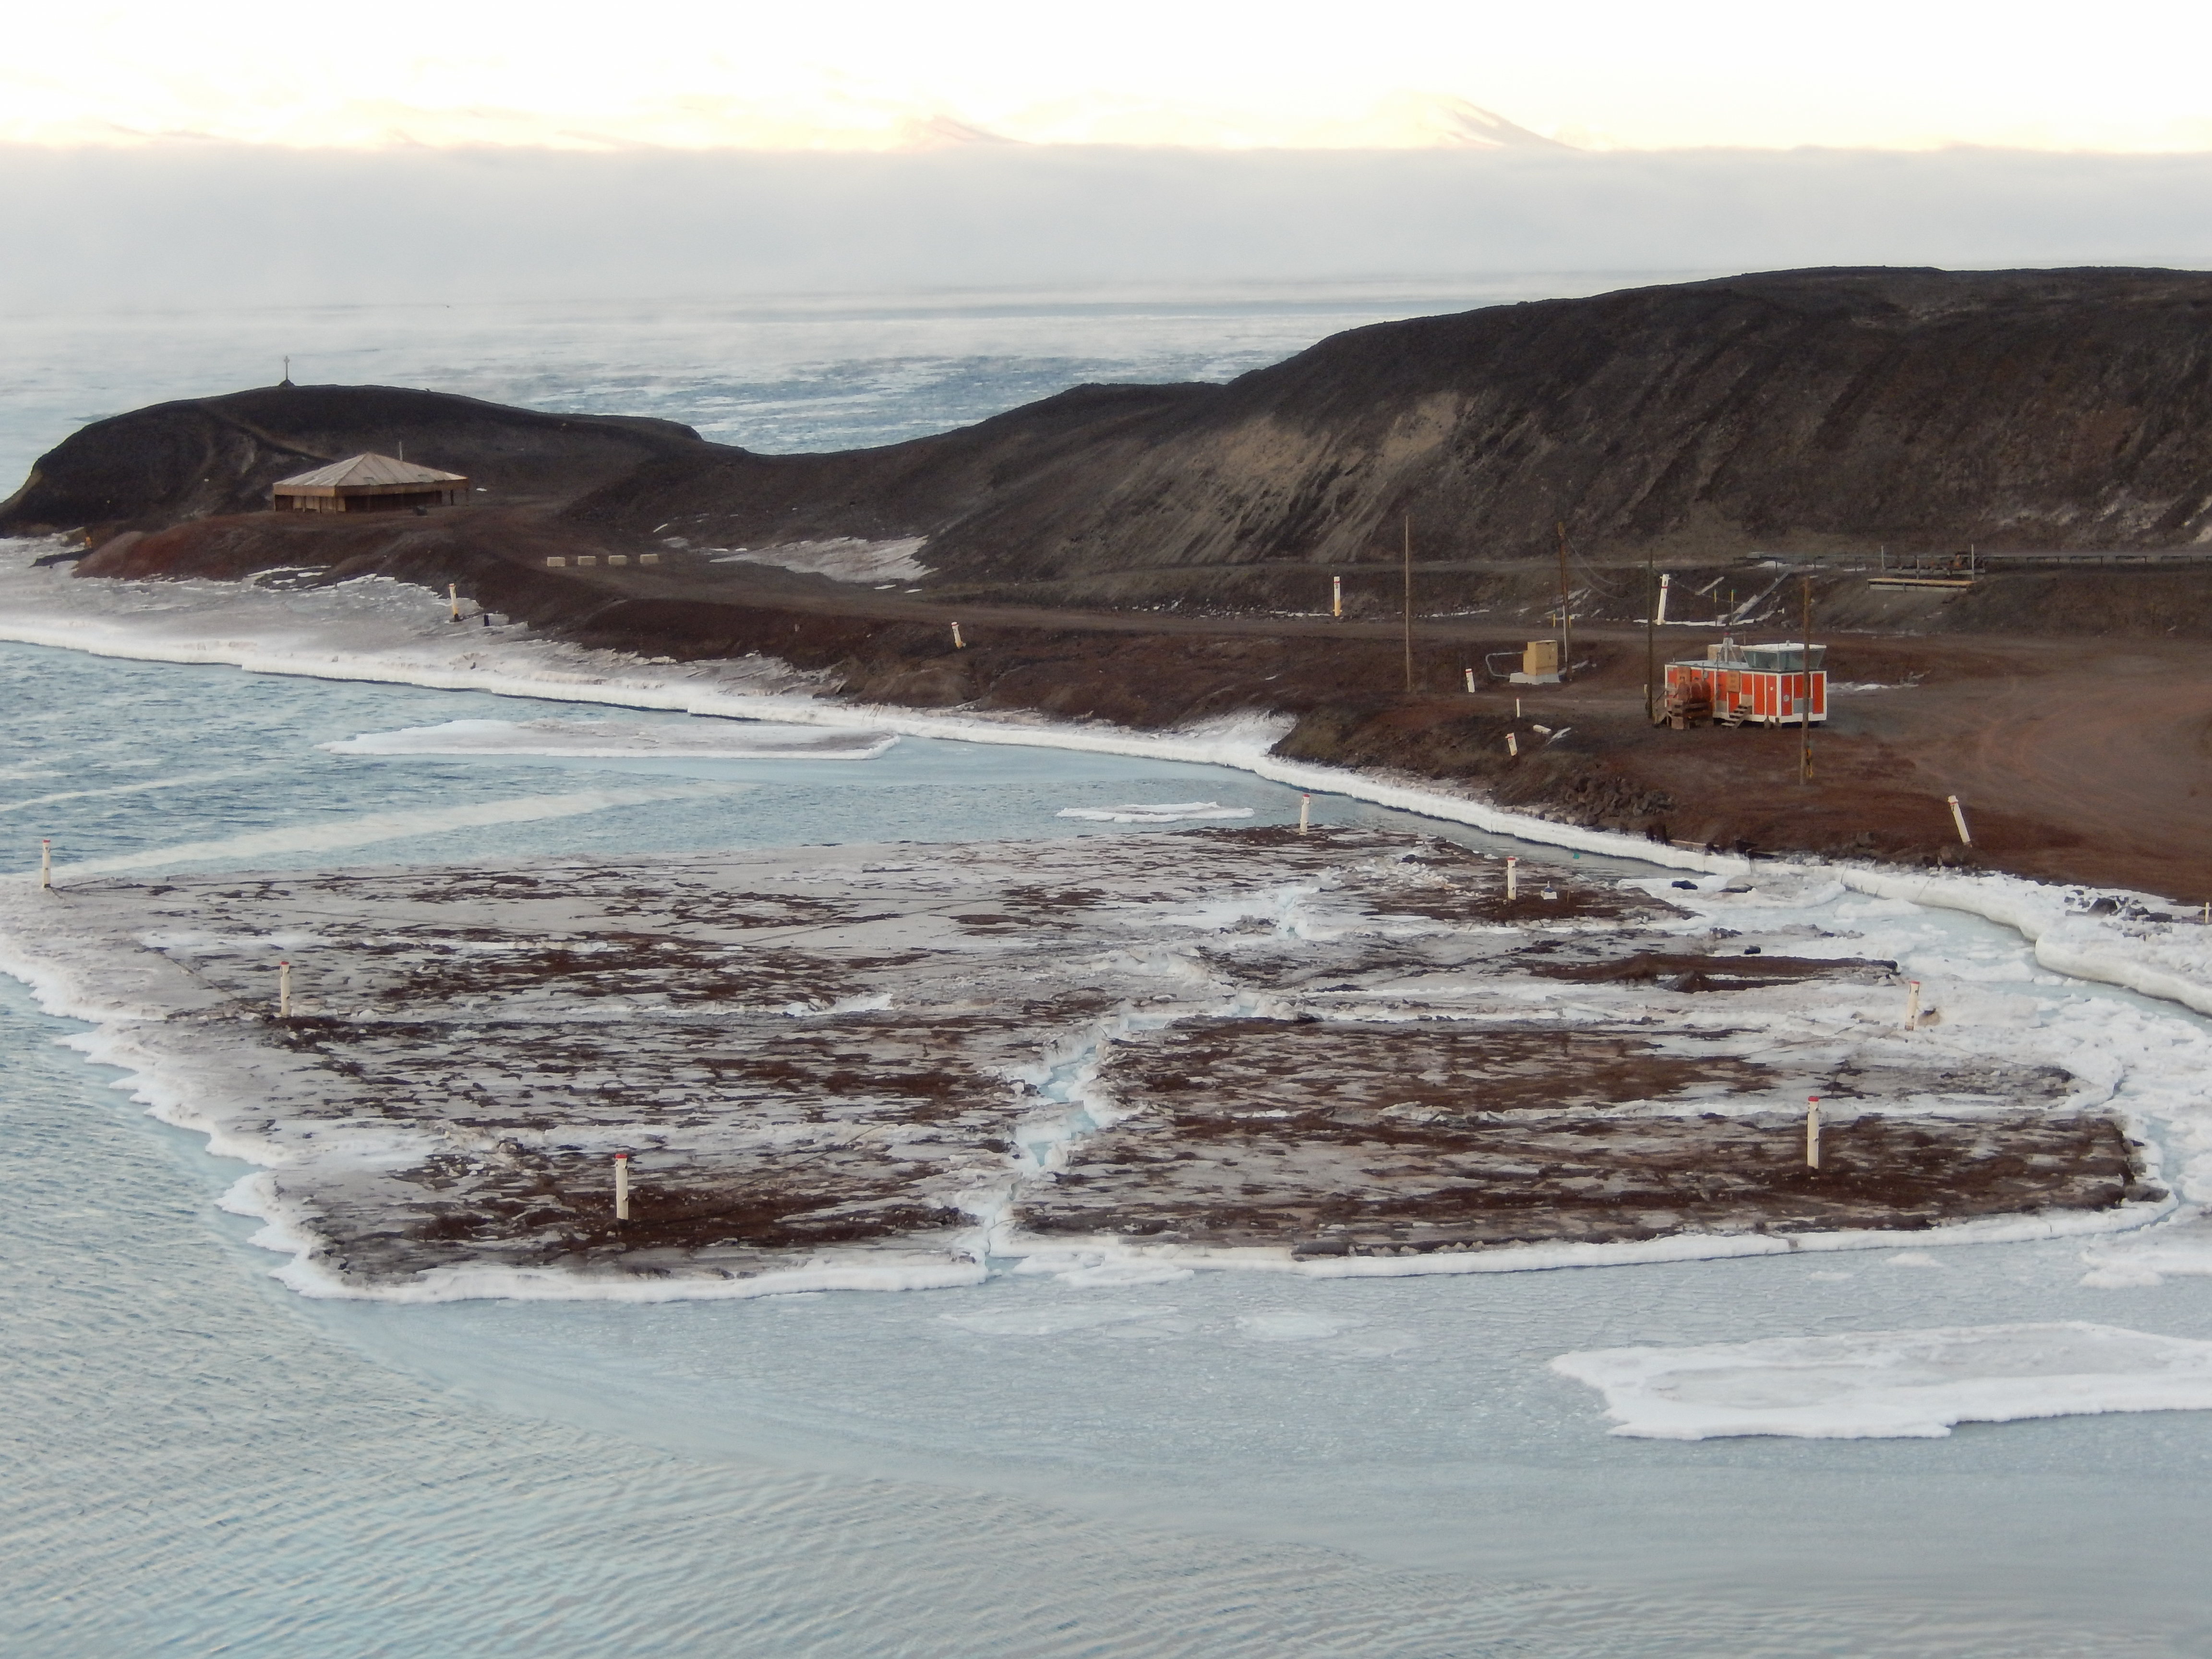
{"left": 1743, "top": 945, "right": 1762, "bottom": 954}
{"left": 1672, "top": 880, "right": 1698, "bottom": 890}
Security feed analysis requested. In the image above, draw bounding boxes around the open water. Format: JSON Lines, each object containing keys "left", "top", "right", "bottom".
{"left": 7, "top": 294, "right": 2212, "bottom": 1655}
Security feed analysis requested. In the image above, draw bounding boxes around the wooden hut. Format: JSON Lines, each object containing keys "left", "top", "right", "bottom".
{"left": 270, "top": 453, "right": 469, "bottom": 514}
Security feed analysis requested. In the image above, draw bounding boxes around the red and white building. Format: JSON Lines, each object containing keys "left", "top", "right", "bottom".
{"left": 1663, "top": 640, "right": 1827, "bottom": 727}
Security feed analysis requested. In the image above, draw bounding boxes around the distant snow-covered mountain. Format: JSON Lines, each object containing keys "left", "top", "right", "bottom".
{"left": 12, "top": 87, "right": 1565, "bottom": 154}
{"left": 979, "top": 92, "right": 1568, "bottom": 151}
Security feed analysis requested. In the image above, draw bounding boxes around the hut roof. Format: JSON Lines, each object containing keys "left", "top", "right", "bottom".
{"left": 273, "top": 453, "right": 466, "bottom": 489}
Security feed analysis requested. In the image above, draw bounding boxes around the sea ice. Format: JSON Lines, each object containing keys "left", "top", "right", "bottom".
{"left": 1236, "top": 1311, "right": 1354, "bottom": 1342}
{"left": 1551, "top": 1322, "right": 2212, "bottom": 1439}
{"left": 2081, "top": 1212, "right": 2212, "bottom": 1286}
{"left": 1055, "top": 801, "right": 1256, "bottom": 822}
{"left": 323, "top": 716, "right": 897, "bottom": 761}
{"left": 939, "top": 1303, "right": 1178, "bottom": 1337}
{"left": 1056, "top": 1262, "right": 1195, "bottom": 1286}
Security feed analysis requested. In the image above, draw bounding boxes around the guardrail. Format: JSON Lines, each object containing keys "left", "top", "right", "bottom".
{"left": 1744, "top": 550, "right": 2212, "bottom": 574}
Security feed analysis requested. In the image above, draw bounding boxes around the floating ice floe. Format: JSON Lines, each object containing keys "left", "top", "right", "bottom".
{"left": 1551, "top": 1321, "right": 2212, "bottom": 1439}
{"left": 2081, "top": 1213, "right": 2212, "bottom": 1286}
{"left": 1236, "top": 1310, "right": 1355, "bottom": 1342}
{"left": 1055, "top": 801, "right": 1255, "bottom": 823}
{"left": 322, "top": 716, "right": 897, "bottom": 761}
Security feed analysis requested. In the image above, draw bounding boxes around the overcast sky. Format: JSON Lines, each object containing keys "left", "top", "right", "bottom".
{"left": 12, "top": 0, "right": 2212, "bottom": 153}
{"left": 6, "top": 1, "right": 2210, "bottom": 313}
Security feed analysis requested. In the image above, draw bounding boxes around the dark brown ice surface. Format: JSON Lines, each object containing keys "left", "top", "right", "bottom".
{"left": 12, "top": 827, "right": 2155, "bottom": 1292}
{"left": 1020, "top": 1018, "right": 2141, "bottom": 1256}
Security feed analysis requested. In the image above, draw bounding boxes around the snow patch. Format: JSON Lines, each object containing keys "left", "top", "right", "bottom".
{"left": 1237, "top": 1310, "right": 1354, "bottom": 1342}
{"left": 323, "top": 716, "right": 896, "bottom": 761}
{"left": 707, "top": 537, "right": 929, "bottom": 583}
{"left": 1551, "top": 1322, "right": 2212, "bottom": 1439}
{"left": 2081, "top": 1213, "right": 2212, "bottom": 1286}
{"left": 1056, "top": 800, "right": 1256, "bottom": 823}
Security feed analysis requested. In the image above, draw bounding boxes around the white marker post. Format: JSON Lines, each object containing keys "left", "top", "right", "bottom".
{"left": 278, "top": 961, "right": 291, "bottom": 1019}
{"left": 1515, "top": 698, "right": 1523, "bottom": 719}
{"left": 1464, "top": 667, "right": 1476, "bottom": 694}
{"left": 448, "top": 583, "right": 460, "bottom": 623}
{"left": 1806, "top": 1095, "right": 1822, "bottom": 1169}
{"left": 1904, "top": 979, "right": 1921, "bottom": 1032}
{"left": 1298, "top": 794, "right": 1311, "bottom": 834}
{"left": 39, "top": 838, "right": 50, "bottom": 890}
{"left": 952, "top": 622, "right": 965, "bottom": 649}
{"left": 1505, "top": 857, "right": 1519, "bottom": 901}
{"left": 1947, "top": 794, "right": 1973, "bottom": 846}
{"left": 1506, "top": 733, "right": 1519, "bottom": 757}
{"left": 1332, "top": 575, "right": 1343, "bottom": 619}
{"left": 614, "top": 1153, "right": 631, "bottom": 1222}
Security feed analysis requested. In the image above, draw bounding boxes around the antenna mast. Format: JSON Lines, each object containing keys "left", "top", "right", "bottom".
{"left": 1402, "top": 514, "right": 1414, "bottom": 694}
{"left": 1645, "top": 547, "right": 1656, "bottom": 722}
{"left": 1555, "top": 522, "right": 1574, "bottom": 683}
{"left": 1800, "top": 574, "right": 1815, "bottom": 784}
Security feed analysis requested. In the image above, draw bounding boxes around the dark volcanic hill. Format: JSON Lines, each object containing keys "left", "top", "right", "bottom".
{"left": 12, "top": 268, "right": 2212, "bottom": 583}
{"left": 566, "top": 267, "right": 2212, "bottom": 585}
{"left": 0, "top": 383, "right": 709, "bottom": 534}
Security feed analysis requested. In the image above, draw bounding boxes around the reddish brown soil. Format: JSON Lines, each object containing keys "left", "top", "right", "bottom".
{"left": 1444, "top": 627, "right": 2212, "bottom": 900}
{"left": 79, "top": 505, "right": 2212, "bottom": 902}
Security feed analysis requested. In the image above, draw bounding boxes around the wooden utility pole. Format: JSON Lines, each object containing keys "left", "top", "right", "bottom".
{"left": 1402, "top": 514, "right": 1414, "bottom": 693}
{"left": 1800, "top": 574, "right": 1814, "bottom": 784}
{"left": 1555, "top": 522, "right": 1574, "bottom": 682}
{"left": 1644, "top": 548, "right": 1657, "bottom": 722}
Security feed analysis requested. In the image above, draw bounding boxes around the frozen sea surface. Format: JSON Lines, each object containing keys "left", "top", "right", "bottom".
{"left": 323, "top": 714, "right": 899, "bottom": 760}
{"left": 1553, "top": 1321, "right": 2212, "bottom": 1439}
{"left": 1056, "top": 798, "right": 1256, "bottom": 821}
